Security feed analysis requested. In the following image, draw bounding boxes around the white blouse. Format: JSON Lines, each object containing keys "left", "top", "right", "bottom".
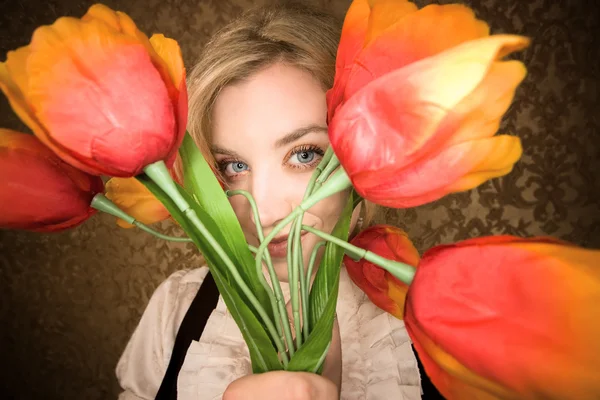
{"left": 116, "top": 266, "right": 422, "bottom": 400}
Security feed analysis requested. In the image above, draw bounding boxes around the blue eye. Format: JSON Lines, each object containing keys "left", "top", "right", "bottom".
{"left": 290, "top": 150, "right": 316, "bottom": 165}
{"left": 223, "top": 161, "right": 248, "bottom": 176}
{"left": 232, "top": 162, "right": 248, "bottom": 172}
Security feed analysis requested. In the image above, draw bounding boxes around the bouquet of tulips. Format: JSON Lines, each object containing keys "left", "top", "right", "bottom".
{"left": 1, "top": 1, "right": 598, "bottom": 399}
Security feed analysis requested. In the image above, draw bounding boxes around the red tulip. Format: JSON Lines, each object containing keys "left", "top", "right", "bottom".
{"left": 0, "top": 4, "right": 187, "bottom": 177}
{"left": 344, "top": 225, "right": 419, "bottom": 319}
{"left": 404, "top": 236, "right": 600, "bottom": 400}
{"left": 0, "top": 129, "right": 104, "bottom": 231}
{"left": 327, "top": 0, "right": 528, "bottom": 208}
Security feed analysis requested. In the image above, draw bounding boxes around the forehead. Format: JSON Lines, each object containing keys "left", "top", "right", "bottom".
{"left": 211, "top": 63, "right": 327, "bottom": 147}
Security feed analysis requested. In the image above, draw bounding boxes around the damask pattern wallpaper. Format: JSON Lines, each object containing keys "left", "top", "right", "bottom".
{"left": 0, "top": 0, "right": 598, "bottom": 399}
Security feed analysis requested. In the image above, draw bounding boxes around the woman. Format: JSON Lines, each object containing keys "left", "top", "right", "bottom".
{"left": 117, "top": 3, "right": 424, "bottom": 399}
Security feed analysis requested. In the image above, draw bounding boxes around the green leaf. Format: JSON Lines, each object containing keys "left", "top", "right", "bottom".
{"left": 178, "top": 132, "right": 272, "bottom": 318}
{"left": 137, "top": 175, "right": 282, "bottom": 373}
{"left": 309, "top": 192, "right": 356, "bottom": 327}
{"left": 287, "top": 191, "right": 356, "bottom": 372}
{"left": 287, "top": 272, "right": 339, "bottom": 372}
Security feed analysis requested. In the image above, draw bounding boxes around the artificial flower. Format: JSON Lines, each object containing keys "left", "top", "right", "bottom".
{"left": 327, "top": 0, "right": 528, "bottom": 208}
{"left": 0, "top": 4, "right": 187, "bottom": 177}
{"left": 404, "top": 236, "right": 600, "bottom": 399}
{"left": 0, "top": 129, "right": 104, "bottom": 231}
{"left": 344, "top": 225, "right": 419, "bottom": 318}
{"left": 105, "top": 171, "right": 177, "bottom": 228}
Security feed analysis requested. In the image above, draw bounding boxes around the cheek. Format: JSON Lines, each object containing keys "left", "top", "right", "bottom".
{"left": 289, "top": 172, "right": 315, "bottom": 200}
{"left": 310, "top": 190, "right": 350, "bottom": 231}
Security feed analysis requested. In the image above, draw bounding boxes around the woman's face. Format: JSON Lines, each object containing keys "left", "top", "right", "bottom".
{"left": 211, "top": 63, "right": 351, "bottom": 282}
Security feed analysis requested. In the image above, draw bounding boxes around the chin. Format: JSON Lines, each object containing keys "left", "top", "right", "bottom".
{"left": 272, "top": 260, "right": 291, "bottom": 283}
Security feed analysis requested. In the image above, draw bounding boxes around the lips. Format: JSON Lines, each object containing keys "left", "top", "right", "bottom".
{"left": 267, "top": 231, "right": 309, "bottom": 258}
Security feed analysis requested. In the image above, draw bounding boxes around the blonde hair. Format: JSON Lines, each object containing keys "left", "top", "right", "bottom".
{"left": 182, "top": 1, "right": 378, "bottom": 227}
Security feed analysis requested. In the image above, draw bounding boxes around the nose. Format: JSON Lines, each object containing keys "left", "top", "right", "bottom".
{"left": 249, "top": 167, "right": 294, "bottom": 230}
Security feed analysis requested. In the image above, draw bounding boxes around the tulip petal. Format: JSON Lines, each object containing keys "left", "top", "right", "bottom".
{"left": 346, "top": 4, "right": 489, "bottom": 101}
{"left": 150, "top": 34, "right": 188, "bottom": 167}
{"left": 0, "top": 48, "right": 49, "bottom": 140}
{"left": 0, "top": 129, "right": 102, "bottom": 232}
{"left": 26, "top": 17, "right": 176, "bottom": 177}
{"left": 81, "top": 5, "right": 182, "bottom": 165}
{"left": 408, "top": 318, "right": 517, "bottom": 400}
{"left": 445, "top": 135, "right": 522, "bottom": 192}
{"left": 116, "top": 12, "right": 181, "bottom": 107}
{"left": 366, "top": 3, "right": 487, "bottom": 49}
{"left": 105, "top": 177, "right": 171, "bottom": 228}
{"left": 345, "top": 225, "right": 420, "bottom": 319}
{"left": 81, "top": 4, "right": 178, "bottom": 96}
{"left": 3, "top": 45, "right": 31, "bottom": 98}
{"left": 1, "top": 50, "right": 111, "bottom": 174}
{"left": 80, "top": 3, "right": 124, "bottom": 30}
{"left": 149, "top": 34, "right": 185, "bottom": 90}
{"left": 406, "top": 236, "right": 600, "bottom": 399}
{"left": 363, "top": 0, "right": 418, "bottom": 46}
{"left": 448, "top": 60, "right": 527, "bottom": 144}
{"left": 330, "top": 35, "right": 529, "bottom": 206}
{"left": 0, "top": 64, "right": 39, "bottom": 134}
{"left": 353, "top": 135, "right": 522, "bottom": 208}
{"left": 326, "top": 0, "right": 371, "bottom": 119}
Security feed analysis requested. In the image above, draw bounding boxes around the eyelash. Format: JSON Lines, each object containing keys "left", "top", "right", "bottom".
{"left": 287, "top": 144, "right": 325, "bottom": 169}
{"left": 217, "top": 144, "right": 325, "bottom": 180}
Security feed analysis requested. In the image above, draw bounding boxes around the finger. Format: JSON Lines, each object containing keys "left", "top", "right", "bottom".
{"left": 223, "top": 371, "right": 338, "bottom": 400}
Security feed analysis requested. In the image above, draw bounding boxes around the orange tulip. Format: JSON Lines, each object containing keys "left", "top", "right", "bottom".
{"left": 105, "top": 172, "right": 177, "bottom": 228}
{"left": 344, "top": 225, "right": 419, "bottom": 319}
{"left": 0, "top": 130, "right": 104, "bottom": 231}
{"left": 327, "top": 0, "right": 529, "bottom": 208}
{"left": 0, "top": 4, "right": 187, "bottom": 177}
{"left": 105, "top": 155, "right": 225, "bottom": 228}
{"left": 404, "top": 236, "right": 600, "bottom": 399}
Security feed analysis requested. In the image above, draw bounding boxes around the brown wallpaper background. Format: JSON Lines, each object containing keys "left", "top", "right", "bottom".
{"left": 0, "top": 0, "right": 598, "bottom": 399}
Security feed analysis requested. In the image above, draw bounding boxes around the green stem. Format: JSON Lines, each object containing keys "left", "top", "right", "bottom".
{"left": 312, "top": 153, "right": 341, "bottom": 192}
{"left": 91, "top": 194, "right": 192, "bottom": 242}
{"left": 301, "top": 225, "right": 416, "bottom": 285}
{"left": 294, "top": 214, "right": 308, "bottom": 343}
{"left": 284, "top": 219, "right": 297, "bottom": 356}
{"left": 303, "top": 147, "right": 334, "bottom": 201}
{"left": 291, "top": 216, "right": 303, "bottom": 349}
{"left": 255, "top": 159, "right": 350, "bottom": 262}
{"left": 306, "top": 241, "right": 327, "bottom": 283}
{"left": 144, "top": 161, "right": 288, "bottom": 364}
{"left": 227, "top": 190, "right": 288, "bottom": 348}
{"left": 293, "top": 146, "right": 338, "bottom": 341}
{"left": 255, "top": 209, "right": 303, "bottom": 356}
{"left": 255, "top": 210, "right": 302, "bottom": 293}
{"left": 299, "top": 167, "right": 353, "bottom": 212}
{"left": 133, "top": 222, "right": 193, "bottom": 242}
{"left": 304, "top": 240, "right": 326, "bottom": 337}
{"left": 252, "top": 155, "right": 352, "bottom": 351}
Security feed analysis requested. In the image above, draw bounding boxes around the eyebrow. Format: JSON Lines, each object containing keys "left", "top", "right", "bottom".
{"left": 211, "top": 124, "right": 328, "bottom": 157}
{"left": 274, "top": 124, "right": 328, "bottom": 148}
{"left": 211, "top": 146, "right": 239, "bottom": 158}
